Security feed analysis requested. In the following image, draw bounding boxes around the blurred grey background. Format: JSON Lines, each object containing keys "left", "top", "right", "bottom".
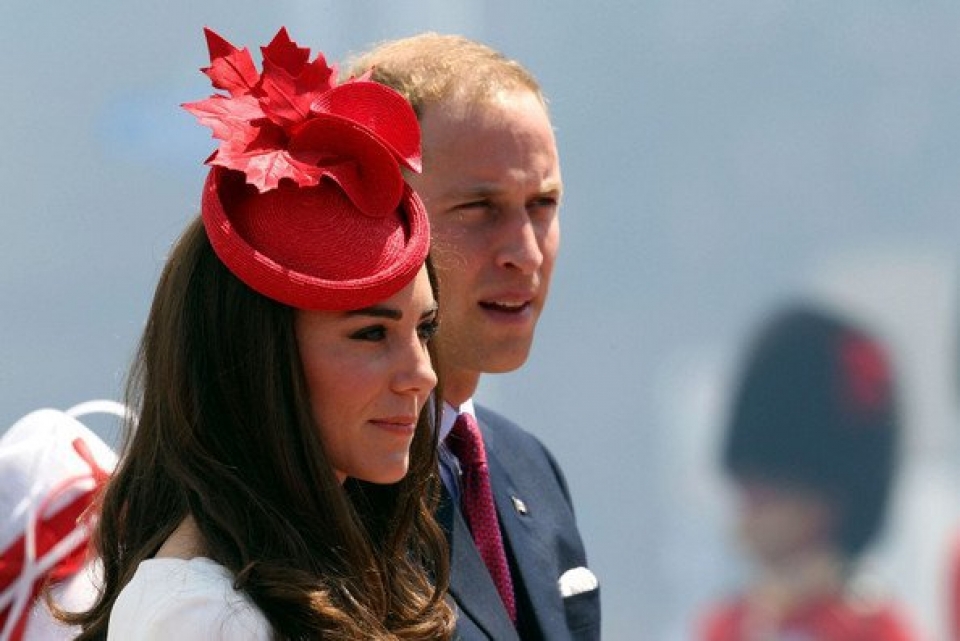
{"left": 3, "top": 1, "right": 960, "bottom": 638}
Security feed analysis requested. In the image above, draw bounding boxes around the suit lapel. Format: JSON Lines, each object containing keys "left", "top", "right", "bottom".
{"left": 439, "top": 483, "right": 520, "bottom": 641}
{"left": 484, "top": 420, "right": 570, "bottom": 641}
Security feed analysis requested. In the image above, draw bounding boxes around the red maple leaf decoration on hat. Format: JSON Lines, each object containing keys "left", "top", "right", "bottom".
{"left": 183, "top": 27, "right": 421, "bottom": 214}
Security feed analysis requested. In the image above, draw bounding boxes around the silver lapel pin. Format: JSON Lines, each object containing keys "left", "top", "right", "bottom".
{"left": 511, "top": 495, "right": 528, "bottom": 515}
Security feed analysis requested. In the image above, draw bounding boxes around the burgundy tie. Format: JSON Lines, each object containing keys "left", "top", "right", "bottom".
{"left": 449, "top": 413, "right": 517, "bottom": 623}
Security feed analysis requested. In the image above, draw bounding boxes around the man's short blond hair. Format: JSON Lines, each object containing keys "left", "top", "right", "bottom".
{"left": 346, "top": 33, "right": 545, "bottom": 116}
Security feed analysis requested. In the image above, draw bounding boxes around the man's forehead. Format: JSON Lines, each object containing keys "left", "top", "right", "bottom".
{"left": 422, "top": 88, "right": 547, "bottom": 123}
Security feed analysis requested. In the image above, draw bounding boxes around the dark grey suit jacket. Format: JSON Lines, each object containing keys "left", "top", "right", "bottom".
{"left": 439, "top": 405, "right": 601, "bottom": 641}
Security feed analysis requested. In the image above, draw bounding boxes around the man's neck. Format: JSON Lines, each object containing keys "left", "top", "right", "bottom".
{"left": 442, "top": 369, "right": 481, "bottom": 407}
{"left": 749, "top": 546, "right": 845, "bottom": 613}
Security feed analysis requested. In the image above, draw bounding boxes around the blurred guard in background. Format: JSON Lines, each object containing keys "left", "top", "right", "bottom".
{"left": 945, "top": 300, "right": 960, "bottom": 641}
{"left": 700, "top": 305, "right": 918, "bottom": 641}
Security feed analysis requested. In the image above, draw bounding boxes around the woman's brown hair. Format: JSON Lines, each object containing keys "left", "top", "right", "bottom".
{"left": 63, "top": 217, "right": 454, "bottom": 639}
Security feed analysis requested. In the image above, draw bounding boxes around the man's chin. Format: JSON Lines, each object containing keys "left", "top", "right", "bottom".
{"left": 439, "top": 336, "right": 535, "bottom": 378}
{"left": 478, "top": 346, "right": 534, "bottom": 374}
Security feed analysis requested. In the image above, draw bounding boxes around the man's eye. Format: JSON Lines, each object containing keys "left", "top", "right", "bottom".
{"left": 350, "top": 326, "right": 387, "bottom": 341}
{"left": 455, "top": 200, "right": 492, "bottom": 213}
{"left": 418, "top": 319, "right": 440, "bottom": 341}
{"left": 529, "top": 196, "right": 559, "bottom": 214}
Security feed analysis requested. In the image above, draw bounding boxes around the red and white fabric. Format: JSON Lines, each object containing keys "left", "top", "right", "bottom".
{"left": 0, "top": 401, "right": 122, "bottom": 641}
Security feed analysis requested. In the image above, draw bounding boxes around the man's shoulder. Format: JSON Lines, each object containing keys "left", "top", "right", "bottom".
{"left": 474, "top": 403, "right": 571, "bottom": 494}
{"left": 474, "top": 404, "right": 545, "bottom": 450}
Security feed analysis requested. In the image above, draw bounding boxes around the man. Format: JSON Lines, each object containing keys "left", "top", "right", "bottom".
{"left": 350, "top": 35, "right": 600, "bottom": 640}
{"left": 700, "top": 305, "right": 917, "bottom": 641}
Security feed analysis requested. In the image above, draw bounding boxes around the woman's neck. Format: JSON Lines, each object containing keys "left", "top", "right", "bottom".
{"left": 155, "top": 515, "right": 206, "bottom": 559}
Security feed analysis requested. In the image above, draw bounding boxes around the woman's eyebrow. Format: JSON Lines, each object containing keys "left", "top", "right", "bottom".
{"left": 347, "top": 300, "right": 438, "bottom": 321}
{"left": 347, "top": 305, "right": 402, "bottom": 320}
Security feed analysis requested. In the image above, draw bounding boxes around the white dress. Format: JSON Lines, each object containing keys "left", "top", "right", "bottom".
{"left": 107, "top": 557, "right": 271, "bottom": 640}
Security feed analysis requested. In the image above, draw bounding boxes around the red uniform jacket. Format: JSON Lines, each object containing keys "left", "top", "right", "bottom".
{"left": 949, "top": 534, "right": 960, "bottom": 641}
{"left": 700, "top": 594, "right": 917, "bottom": 641}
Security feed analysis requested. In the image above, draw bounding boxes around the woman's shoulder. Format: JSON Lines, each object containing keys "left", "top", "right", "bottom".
{"left": 107, "top": 557, "right": 271, "bottom": 641}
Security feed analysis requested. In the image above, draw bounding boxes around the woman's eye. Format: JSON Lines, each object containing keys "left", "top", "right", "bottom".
{"left": 350, "top": 325, "right": 387, "bottom": 342}
{"left": 417, "top": 319, "right": 440, "bottom": 341}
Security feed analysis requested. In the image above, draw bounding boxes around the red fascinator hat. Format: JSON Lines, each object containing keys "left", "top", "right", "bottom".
{"left": 184, "top": 28, "right": 429, "bottom": 310}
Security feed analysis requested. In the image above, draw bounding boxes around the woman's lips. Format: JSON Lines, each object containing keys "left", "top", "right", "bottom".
{"left": 369, "top": 417, "right": 417, "bottom": 435}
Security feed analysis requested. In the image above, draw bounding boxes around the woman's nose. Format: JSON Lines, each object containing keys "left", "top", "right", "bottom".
{"left": 394, "top": 338, "right": 438, "bottom": 396}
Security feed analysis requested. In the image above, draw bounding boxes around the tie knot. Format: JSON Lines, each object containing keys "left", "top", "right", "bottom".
{"left": 449, "top": 412, "right": 486, "bottom": 467}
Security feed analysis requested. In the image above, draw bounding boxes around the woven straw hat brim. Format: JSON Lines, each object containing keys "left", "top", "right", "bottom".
{"left": 201, "top": 167, "right": 429, "bottom": 311}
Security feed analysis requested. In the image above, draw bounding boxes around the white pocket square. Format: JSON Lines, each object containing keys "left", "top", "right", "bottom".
{"left": 558, "top": 566, "right": 599, "bottom": 598}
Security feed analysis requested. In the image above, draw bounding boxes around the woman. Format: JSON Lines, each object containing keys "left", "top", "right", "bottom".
{"left": 62, "top": 27, "right": 455, "bottom": 640}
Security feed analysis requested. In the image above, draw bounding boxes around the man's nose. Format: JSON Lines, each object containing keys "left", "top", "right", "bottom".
{"left": 495, "top": 212, "right": 544, "bottom": 274}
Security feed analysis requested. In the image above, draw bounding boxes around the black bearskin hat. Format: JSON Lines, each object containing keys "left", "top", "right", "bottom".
{"left": 722, "top": 304, "right": 899, "bottom": 558}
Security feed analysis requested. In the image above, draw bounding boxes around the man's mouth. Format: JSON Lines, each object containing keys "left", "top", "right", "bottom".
{"left": 479, "top": 300, "right": 531, "bottom": 313}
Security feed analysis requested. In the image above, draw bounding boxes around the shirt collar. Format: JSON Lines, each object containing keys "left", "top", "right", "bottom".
{"left": 440, "top": 398, "right": 476, "bottom": 443}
